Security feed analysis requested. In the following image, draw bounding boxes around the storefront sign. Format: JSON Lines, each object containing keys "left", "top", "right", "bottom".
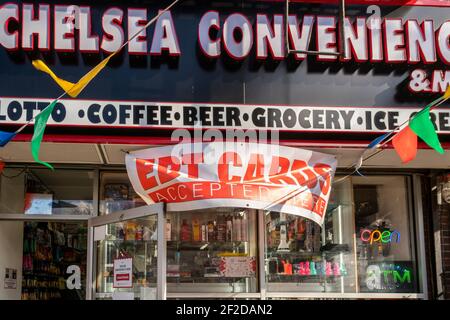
{"left": 3, "top": 267, "right": 17, "bottom": 289}
{"left": 1, "top": 4, "right": 450, "bottom": 96}
{"left": 360, "top": 228, "right": 401, "bottom": 244}
{"left": 219, "top": 257, "right": 256, "bottom": 277}
{"left": 113, "top": 258, "right": 133, "bottom": 288}
{"left": 2, "top": 97, "right": 450, "bottom": 134}
{"left": 364, "top": 262, "right": 415, "bottom": 293}
{"left": 125, "top": 142, "right": 337, "bottom": 226}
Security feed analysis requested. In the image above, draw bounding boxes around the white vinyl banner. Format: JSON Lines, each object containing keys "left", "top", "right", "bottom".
{"left": 125, "top": 142, "right": 337, "bottom": 226}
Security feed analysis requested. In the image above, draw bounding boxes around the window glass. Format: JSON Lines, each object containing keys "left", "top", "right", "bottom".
{"left": 265, "top": 178, "right": 357, "bottom": 293}
{"left": 353, "top": 176, "right": 418, "bottom": 293}
{"left": 166, "top": 208, "right": 258, "bottom": 294}
{"left": 0, "top": 168, "right": 93, "bottom": 215}
{"left": 21, "top": 221, "right": 87, "bottom": 300}
{"left": 99, "top": 172, "right": 146, "bottom": 215}
{"left": 94, "top": 215, "right": 158, "bottom": 300}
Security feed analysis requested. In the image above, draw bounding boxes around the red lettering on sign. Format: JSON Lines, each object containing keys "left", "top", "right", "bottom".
{"left": 218, "top": 152, "right": 242, "bottom": 182}
{"left": 244, "top": 153, "right": 265, "bottom": 182}
{"left": 136, "top": 158, "right": 157, "bottom": 190}
{"left": 158, "top": 156, "right": 181, "bottom": 184}
{"left": 269, "top": 156, "right": 296, "bottom": 185}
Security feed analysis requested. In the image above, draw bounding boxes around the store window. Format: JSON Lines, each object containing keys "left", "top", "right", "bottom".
{"left": 99, "top": 172, "right": 146, "bottom": 215}
{"left": 265, "top": 178, "right": 356, "bottom": 293}
{"left": 21, "top": 221, "right": 87, "bottom": 300}
{"left": 166, "top": 208, "right": 258, "bottom": 294}
{"left": 264, "top": 175, "right": 419, "bottom": 296}
{"left": 353, "top": 176, "right": 418, "bottom": 294}
{"left": 0, "top": 168, "right": 94, "bottom": 215}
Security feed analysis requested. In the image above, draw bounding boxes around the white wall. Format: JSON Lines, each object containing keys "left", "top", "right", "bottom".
{"left": 0, "top": 221, "right": 23, "bottom": 300}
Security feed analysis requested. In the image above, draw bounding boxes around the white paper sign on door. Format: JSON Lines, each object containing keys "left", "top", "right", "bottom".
{"left": 113, "top": 258, "right": 133, "bottom": 288}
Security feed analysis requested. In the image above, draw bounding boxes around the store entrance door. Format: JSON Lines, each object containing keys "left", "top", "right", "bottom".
{"left": 88, "top": 203, "right": 166, "bottom": 300}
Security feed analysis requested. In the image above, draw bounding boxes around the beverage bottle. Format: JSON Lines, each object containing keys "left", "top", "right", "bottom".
{"left": 226, "top": 214, "right": 233, "bottom": 242}
{"left": 165, "top": 219, "right": 172, "bottom": 241}
{"left": 192, "top": 218, "right": 201, "bottom": 242}
{"left": 235, "top": 214, "right": 242, "bottom": 241}
{"left": 217, "top": 215, "right": 226, "bottom": 242}
{"left": 180, "top": 219, "right": 191, "bottom": 241}
{"left": 207, "top": 221, "right": 215, "bottom": 241}
{"left": 201, "top": 224, "right": 207, "bottom": 242}
{"left": 241, "top": 214, "right": 248, "bottom": 242}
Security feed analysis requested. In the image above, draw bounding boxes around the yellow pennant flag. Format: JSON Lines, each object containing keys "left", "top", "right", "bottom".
{"left": 32, "top": 56, "right": 112, "bottom": 98}
{"left": 445, "top": 85, "right": 450, "bottom": 99}
{"left": 32, "top": 60, "right": 76, "bottom": 93}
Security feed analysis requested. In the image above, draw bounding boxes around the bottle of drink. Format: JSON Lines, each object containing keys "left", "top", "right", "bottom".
{"left": 165, "top": 219, "right": 172, "bottom": 241}
{"left": 180, "top": 219, "right": 191, "bottom": 241}
{"left": 226, "top": 214, "right": 233, "bottom": 242}
{"left": 234, "top": 214, "right": 242, "bottom": 242}
{"left": 216, "top": 215, "right": 226, "bottom": 242}
{"left": 192, "top": 218, "right": 201, "bottom": 242}
{"left": 241, "top": 214, "right": 248, "bottom": 242}
{"left": 201, "top": 224, "right": 207, "bottom": 242}
{"left": 207, "top": 220, "right": 215, "bottom": 241}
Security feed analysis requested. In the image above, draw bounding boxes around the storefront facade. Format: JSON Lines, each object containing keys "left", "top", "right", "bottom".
{"left": 0, "top": 0, "right": 449, "bottom": 300}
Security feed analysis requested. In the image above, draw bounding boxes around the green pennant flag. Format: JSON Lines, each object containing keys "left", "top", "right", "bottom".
{"left": 409, "top": 107, "right": 444, "bottom": 154}
{"left": 31, "top": 100, "right": 57, "bottom": 169}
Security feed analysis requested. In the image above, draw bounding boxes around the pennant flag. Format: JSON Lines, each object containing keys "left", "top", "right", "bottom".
{"left": 65, "top": 56, "right": 112, "bottom": 98}
{"left": 410, "top": 107, "right": 444, "bottom": 154}
{"left": 31, "top": 100, "right": 58, "bottom": 170}
{"left": 445, "top": 85, "right": 450, "bottom": 99}
{"left": 33, "top": 56, "right": 112, "bottom": 98}
{"left": 392, "top": 126, "right": 418, "bottom": 163}
{"left": 32, "top": 60, "right": 76, "bottom": 94}
{"left": 367, "top": 132, "right": 391, "bottom": 149}
{"left": 0, "top": 161, "right": 5, "bottom": 174}
{"left": 0, "top": 130, "right": 16, "bottom": 147}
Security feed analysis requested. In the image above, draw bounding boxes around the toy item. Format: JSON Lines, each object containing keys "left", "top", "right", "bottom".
{"left": 326, "top": 262, "right": 332, "bottom": 276}
{"left": 340, "top": 262, "right": 348, "bottom": 276}
{"left": 310, "top": 261, "right": 317, "bottom": 275}
{"left": 299, "top": 262, "right": 305, "bottom": 275}
{"left": 282, "top": 260, "right": 293, "bottom": 275}
{"left": 305, "top": 261, "right": 311, "bottom": 275}
{"left": 333, "top": 262, "right": 341, "bottom": 276}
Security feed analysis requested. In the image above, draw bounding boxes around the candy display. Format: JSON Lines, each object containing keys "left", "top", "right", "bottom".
{"left": 21, "top": 222, "right": 87, "bottom": 300}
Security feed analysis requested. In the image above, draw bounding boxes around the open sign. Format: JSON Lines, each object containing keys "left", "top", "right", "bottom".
{"left": 360, "top": 229, "right": 401, "bottom": 244}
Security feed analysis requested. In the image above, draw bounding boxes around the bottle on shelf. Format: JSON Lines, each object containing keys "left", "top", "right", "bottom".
{"left": 216, "top": 215, "right": 226, "bottom": 242}
{"left": 226, "top": 213, "right": 233, "bottom": 242}
{"left": 192, "top": 218, "right": 201, "bottom": 242}
{"left": 201, "top": 224, "right": 207, "bottom": 242}
{"left": 241, "top": 214, "right": 248, "bottom": 242}
{"left": 165, "top": 219, "right": 172, "bottom": 241}
{"left": 207, "top": 220, "right": 215, "bottom": 241}
{"left": 180, "top": 219, "right": 191, "bottom": 241}
{"left": 234, "top": 214, "right": 241, "bottom": 241}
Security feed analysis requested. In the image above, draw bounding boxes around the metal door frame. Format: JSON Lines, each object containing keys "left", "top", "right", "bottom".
{"left": 87, "top": 203, "right": 166, "bottom": 300}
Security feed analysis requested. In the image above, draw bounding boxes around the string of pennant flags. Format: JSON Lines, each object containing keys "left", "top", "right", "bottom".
{"left": 0, "top": 0, "right": 448, "bottom": 175}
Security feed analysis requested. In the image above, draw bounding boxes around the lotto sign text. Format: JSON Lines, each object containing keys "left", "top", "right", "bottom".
{"left": 125, "top": 142, "right": 337, "bottom": 226}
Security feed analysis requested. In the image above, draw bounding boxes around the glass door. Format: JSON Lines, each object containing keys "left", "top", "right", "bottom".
{"left": 88, "top": 203, "right": 165, "bottom": 300}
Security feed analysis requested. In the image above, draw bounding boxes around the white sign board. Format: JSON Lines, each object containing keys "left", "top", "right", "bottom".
{"left": 113, "top": 258, "right": 133, "bottom": 288}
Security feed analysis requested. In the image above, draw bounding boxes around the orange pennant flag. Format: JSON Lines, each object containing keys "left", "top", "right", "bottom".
{"left": 392, "top": 126, "right": 418, "bottom": 163}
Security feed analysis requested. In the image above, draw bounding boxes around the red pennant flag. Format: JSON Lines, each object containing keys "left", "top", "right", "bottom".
{"left": 0, "top": 161, "right": 4, "bottom": 174}
{"left": 392, "top": 126, "right": 418, "bottom": 163}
